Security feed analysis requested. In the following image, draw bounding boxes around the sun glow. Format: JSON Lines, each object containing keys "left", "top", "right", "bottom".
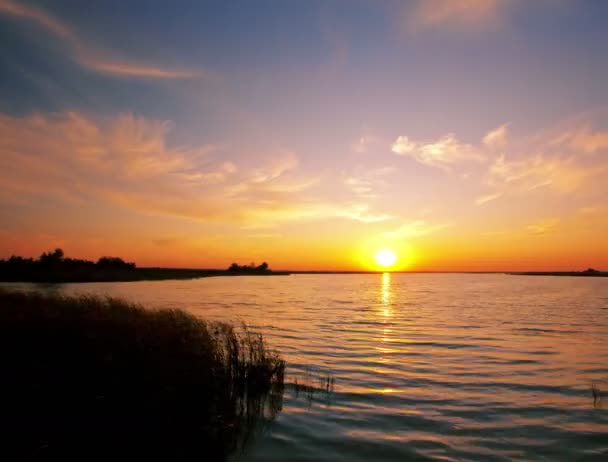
{"left": 374, "top": 249, "right": 397, "bottom": 268}
{"left": 355, "top": 237, "right": 414, "bottom": 271}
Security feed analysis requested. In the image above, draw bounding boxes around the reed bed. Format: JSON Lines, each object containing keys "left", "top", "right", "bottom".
{"left": 0, "top": 289, "right": 285, "bottom": 461}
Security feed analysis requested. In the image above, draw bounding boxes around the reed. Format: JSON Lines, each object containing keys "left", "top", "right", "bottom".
{"left": 0, "top": 289, "right": 285, "bottom": 461}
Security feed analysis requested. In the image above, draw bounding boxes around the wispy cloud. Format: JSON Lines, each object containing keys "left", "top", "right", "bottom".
{"left": 406, "top": 0, "right": 503, "bottom": 31}
{"left": 482, "top": 218, "right": 561, "bottom": 238}
{"left": 475, "top": 192, "right": 503, "bottom": 205}
{"left": 339, "top": 204, "right": 392, "bottom": 223}
{"left": 0, "top": 0, "right": 202, "bottom": 79}
{"left": 237, "top": 201, "right": 392, "bottom": 229}
{"left": 483, "top": 123, "right": 509, "bottom": 149}
{"left": 0, "top": 110, "right": 389, "bottom": 228}
{"left": 526, "top": 218, "right": 559, "bottom": 235}
{"left": 551, "top": 127, "right": 608, "bottom": 154}
{"left": 249, "top": 153, "right": 300, "bottom": 185}
{"left": 343, "top": 166, "right": 395, "bottom": 200}
{"left": 391, "top": 133, "right": 484, "bottom": 168}
{"left": 0, "top": 0, "right": 71, "bottom": 37}
{"left": 478, "top": 117, "right": 608, "bottom": 202}
{"left": 78, "top": 57, "right": 201, "bottom": 79}
{"left": 487, "top": 153, "right": 593, "bottom": 193}
{"left": 391, "top": 116, "right": 608, "bottom": 212}
{"left": 405, "top": 114, "right": 603, "bottom": 226}
{"left": 577, "top": 204, "right": 607, "bottom": 216}
{"left": 344, "top": 177, "right": 374, "bottom": 195}
{"left": 384, "top": 220, "right": 451, "bottom": 238}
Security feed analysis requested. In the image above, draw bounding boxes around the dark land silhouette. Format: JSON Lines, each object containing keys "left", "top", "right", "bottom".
{"left": 0, "top": 289, "right": 285, "bottom": 461}
{"left": 0, "top": 249, "right": 289, "bottom": 283}
{"left": 228, "top": 261, "right": 271, "bottom": 273}
{"left": 509, "top": 268, "right": 608, "bottom": 277}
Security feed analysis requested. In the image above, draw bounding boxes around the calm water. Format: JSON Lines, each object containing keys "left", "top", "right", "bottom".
{"left": 5, "top": 274, "right": 608, "bottom": 461}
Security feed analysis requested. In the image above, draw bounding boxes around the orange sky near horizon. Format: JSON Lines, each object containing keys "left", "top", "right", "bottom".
{"left": 1, "top": 1, "right": 608, "bottom": 272}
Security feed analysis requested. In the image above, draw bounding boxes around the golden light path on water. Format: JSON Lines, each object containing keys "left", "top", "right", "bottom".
{"left": 380, "top": 272, "right": 395, "bottom": 394}
{"left": 4, "top": 274, "right": 608, "bottom": 461}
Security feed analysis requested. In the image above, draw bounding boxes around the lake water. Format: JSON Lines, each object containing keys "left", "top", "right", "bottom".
{"left": 4, "top": 273, "right": 608, "bottom": 461}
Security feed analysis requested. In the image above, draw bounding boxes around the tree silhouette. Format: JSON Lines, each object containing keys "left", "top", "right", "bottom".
{"left": 97, "top": 257, "right": 135, "bottom": 269}
{"left": 0, "top": 249, "right": 138, "bottom": 282}
{"left": 227, "top": 262, "right": 271, "bottom": 272}
{"left": 39, "top": 248, "right": 64, "bottom": 265}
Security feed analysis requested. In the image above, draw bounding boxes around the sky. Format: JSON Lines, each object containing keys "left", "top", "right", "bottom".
{"left": 1, "top": 0, "right": 608, "bottom": 271}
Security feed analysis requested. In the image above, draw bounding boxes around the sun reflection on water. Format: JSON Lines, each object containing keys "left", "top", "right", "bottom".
{"left": 375, "top": 276, "right": 399, "bottom": 392}
{"left": 381, "top": 272, "right": 391, "bottom": 316}
{"left": 378, "top": 272, "right": 397, "bottom": 361}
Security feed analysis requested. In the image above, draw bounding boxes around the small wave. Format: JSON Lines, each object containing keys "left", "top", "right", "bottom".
{"left": 514, "top": 327, "right": 581, "bottom": 334}
{"left": 403, "top": 341, "right": 484, "bottom": 350}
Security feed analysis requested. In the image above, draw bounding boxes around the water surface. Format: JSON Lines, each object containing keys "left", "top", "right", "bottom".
{"left": 5, "top": 274, "right": 608, "bottom": 461}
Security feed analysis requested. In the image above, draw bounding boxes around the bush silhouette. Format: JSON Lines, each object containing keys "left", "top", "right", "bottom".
{"left": 227, "top": 262, "right": 271, "bottom": 273}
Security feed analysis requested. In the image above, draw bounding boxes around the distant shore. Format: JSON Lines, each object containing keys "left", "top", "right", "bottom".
{"left": 0, "top": 267, "right": 291, "bottom": 283}
{"left": 509, "top": 270, "right": 608, "bottom": 277}
{"left": 0, "top": 249, "right": 292, "bottom": 283}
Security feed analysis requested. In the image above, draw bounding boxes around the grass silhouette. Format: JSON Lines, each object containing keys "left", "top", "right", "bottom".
{"left": 0, "top": 289, "right": 285, "bottom": 461}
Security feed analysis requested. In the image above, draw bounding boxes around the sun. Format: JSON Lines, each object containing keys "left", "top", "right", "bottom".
{"left": 374, "top": 249, "right": 397, "bottom": 268}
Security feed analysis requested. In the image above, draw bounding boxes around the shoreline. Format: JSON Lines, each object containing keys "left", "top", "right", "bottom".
{"left": 508, "top": 271, "right": 608, "bottom": 278}
{"left": 0, "top": 268, "right": 291, "bottom": 284}
{"left": 2, "top": 269, "right": 606, "bottom": 283}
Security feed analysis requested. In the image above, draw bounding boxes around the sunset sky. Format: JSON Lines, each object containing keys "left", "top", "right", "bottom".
{"left": 1, "top": 0, "right": 607, "bottom": 271}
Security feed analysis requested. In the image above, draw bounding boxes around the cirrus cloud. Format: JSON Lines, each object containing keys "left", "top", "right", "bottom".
{"left": 551, "top": 127, "right": 608, "bottom": 154}
{"left": 406, "top": 0, "right": 503, "bottom": 31}
{"left": 0, "top": 110, "right": 390, "bottom": 228}
{"left": 475, "top": 192, "right": 503, "bottom": 205}
{"left": 0, "top": 0, "right": 203, "bottom": 79}
{"left": 384, "top": 220, "right": 451, "bottom": 238}
{"left": 483, "top": 123, "right": 509, "bottom": 148}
